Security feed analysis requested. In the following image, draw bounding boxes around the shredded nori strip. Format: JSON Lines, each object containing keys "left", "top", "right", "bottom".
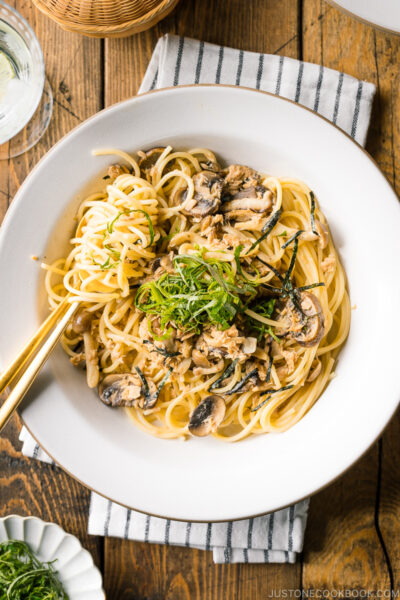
{"left": 296, "top": 282, "right": 325, "bottom": 292}
{"left": 281, "top": 230, "right": 304, "bottom": 250}
{"left": 134, "top": 366, "right": 149, "bottom": 396}
{"left": 135, "top": 366, "right": 172, "bottom": 407}
{"left": 259, "top": 383, "right": 294, "bottom": 397}
{"left": 255, "top": 257, "right": 285, "bottom": 282}
{"left": 251, "top": 384, "right": 294, "bottom": 412}
{"left": 261, "top": 208, "right": 282, "bottom": 234}
{"left": 283, "top": 237, "right": 300, "bottom": 289}
{"left": 246, "top": 209, "right": 282, "bottom": 254}
{"left": 143, "top": 339, "right": 180, "bottom": 358}
{"left": 261, "top": 283, "right": 287, "bottom": 295}
{"left": 225, "top": 368, "right": 259, "bottom": 396}
{"left": 310, "top": 191, "right": 319, "bottom": 236}
{"left": 156, "top": 368, "right": 173, "bottom": 394}
{"left": 256, "top": 239, "right": 324, "bottom": 321}
{"left": 265, "top": 354, "right": 273, "bottom": 384}
{"left": 209, "top": 359, "right": 239, "bottom": 391}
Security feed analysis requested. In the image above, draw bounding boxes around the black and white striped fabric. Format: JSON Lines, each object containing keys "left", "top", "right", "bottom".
{"left": 19, "top": 34, "right": 375, "bottom": 563}
{"left": 140, "top": 35, "right": 375, "bottom": 145}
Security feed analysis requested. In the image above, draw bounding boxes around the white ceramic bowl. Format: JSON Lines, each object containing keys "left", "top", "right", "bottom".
{"left": 0, "top": 86, "right": 399, "bottom": 521}
{"left": 0, "top": 515, "right": 104, "bottom": 599}
{"left": 328, "top": 0, "right": 400, "bottom": 35}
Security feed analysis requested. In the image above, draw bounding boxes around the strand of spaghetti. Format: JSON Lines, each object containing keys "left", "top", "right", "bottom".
{"left": 92, "top": 148, "right": 141, "bottom": 177}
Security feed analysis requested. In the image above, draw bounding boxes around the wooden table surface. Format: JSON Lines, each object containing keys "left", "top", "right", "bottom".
{"left": 1, "top": 0, "right": 400, "bottom": 597}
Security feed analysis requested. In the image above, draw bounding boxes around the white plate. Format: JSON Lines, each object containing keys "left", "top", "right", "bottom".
{"left": 0, "top": 86, "right": 399, "bottom": 522}
{"left": 0, "top": 515, "right": 104, "bottom": 599}
{"left": 329, "top": 0, "right": 400, "bottom": 35}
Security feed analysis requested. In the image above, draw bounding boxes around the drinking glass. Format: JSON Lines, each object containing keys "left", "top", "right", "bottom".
{"left": 0, "top": 1, "right": 53, "bottom": 159}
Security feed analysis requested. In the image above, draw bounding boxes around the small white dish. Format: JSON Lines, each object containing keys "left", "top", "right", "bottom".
{"left": 0, "top": 85, "right": 399, "bottom": 522}
{"left": 328, "top": 0, "right": 400, "bottom": 35}
{"left": 0, "top": 515, "right": 105, "bottom": 599}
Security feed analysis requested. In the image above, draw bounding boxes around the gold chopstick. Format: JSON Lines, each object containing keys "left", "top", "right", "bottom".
{"left": 0, "top": 300, "right": 79, "bottom": 433}
{"left": 0, "top": 296, "right": 71, "bottom": 396}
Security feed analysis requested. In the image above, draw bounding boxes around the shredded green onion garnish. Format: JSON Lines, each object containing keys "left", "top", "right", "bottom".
{"left": 135, "top": 249, "right": 257, "bottom": 334}
{"left": 104, "top": 244, "right": 121, "bottom": 259}
{"left": 245, "top": 298, "right": 279, "bottom": 342}
{"left": 94, "top": 256, "right": 120, "bottom": 270}
{"left": 106, "top": 208, "right": 155, "bottom": 247}
{"left": 234, "top": 245, "right": 260, "bottom": 282}
{"left": 0, "top": 540, "right": 68, "bottom": 600}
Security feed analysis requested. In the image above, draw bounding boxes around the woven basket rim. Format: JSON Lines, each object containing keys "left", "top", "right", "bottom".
{"left": 33, "top": 0, "right": 177, "bottom": 33}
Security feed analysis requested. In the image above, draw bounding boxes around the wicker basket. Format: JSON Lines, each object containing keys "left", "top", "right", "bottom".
{"left": 32, "top": 0, "right": 180, "bottom": 37}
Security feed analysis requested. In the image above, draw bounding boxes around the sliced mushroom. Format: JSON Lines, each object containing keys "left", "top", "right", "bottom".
{"left": 300, "top": 220, "right": 329, "bottom": 249}
{"left": 199, "top": 160, "right": 221, "bottom": 172}
{"left": 188, "top": 396, "right": 226, "bottom": 437}
{"left": 71, "top": 310, "right": 92, "bottom": 335}
{"left": 172, "top": 186, "right": 188, "bottom": 208}
{"left": 278, "top": 292, "right": 325, "bottom": 347}
{"left": 221, "top": 196, "right": 270, "bottom": 213}
{"left": 184, "top": 170, "right": 224, "bottom": 217}
{"left": 138, "top": 147, "right": 166, "bottom": 178}
{"left": 295, "top": 293, "right": 325, "bottom": 347}
{"left": 98, "top": 373, "right": 143, "bottom": 407}
{"left": 70, "top": 310, "right": 99, "bottom": 388}
{"left": 83, "top": 332, "right": 100, "bottom": 388}
{"left": 227, "top": 186, "right": 258, "bottom": 200}
{"left": 221, "top": 185, "right": 274, "bottom": 222}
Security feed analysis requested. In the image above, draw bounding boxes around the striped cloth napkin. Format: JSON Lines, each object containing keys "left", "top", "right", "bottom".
{"left": 20, "top": 34, "right": 375, "bottom": 564}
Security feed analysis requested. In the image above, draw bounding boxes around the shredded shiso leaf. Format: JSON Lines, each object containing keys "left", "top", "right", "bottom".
{"left": 135, "top": 250, "right": 257, "bottom": 334}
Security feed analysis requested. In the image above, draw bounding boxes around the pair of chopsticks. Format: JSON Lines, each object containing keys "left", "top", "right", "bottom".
{"left": 0, "top": 297, "right": 79, "bottom": 433}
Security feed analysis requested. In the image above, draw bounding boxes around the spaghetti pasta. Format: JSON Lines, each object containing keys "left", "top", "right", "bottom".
{"left": 43, "top": 146, "right": 350, "bottom": 442}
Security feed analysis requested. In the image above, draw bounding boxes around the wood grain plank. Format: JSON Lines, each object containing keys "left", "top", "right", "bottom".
{"left": 359, "top": 13, "right": 400, "bottom": 593}
{"left": 0, "top": 0, "right": 103, "bottom": 572}
{"left": 380, "top": 418, "right": 400, "bottom": 590}
{"left": 302, "top": 447, "right": 390, "bottom": 592}
{"left": 104, "top": 0, "right": 300, "bottom": 105}
{"left": 104, "top": 537, "right": 301, "bottom": 600}
{"left": 103, "top": 1, "right": 302, "bottom": 597}
{"left": 302, "top": 0, "right": 396, "bottom": 593}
